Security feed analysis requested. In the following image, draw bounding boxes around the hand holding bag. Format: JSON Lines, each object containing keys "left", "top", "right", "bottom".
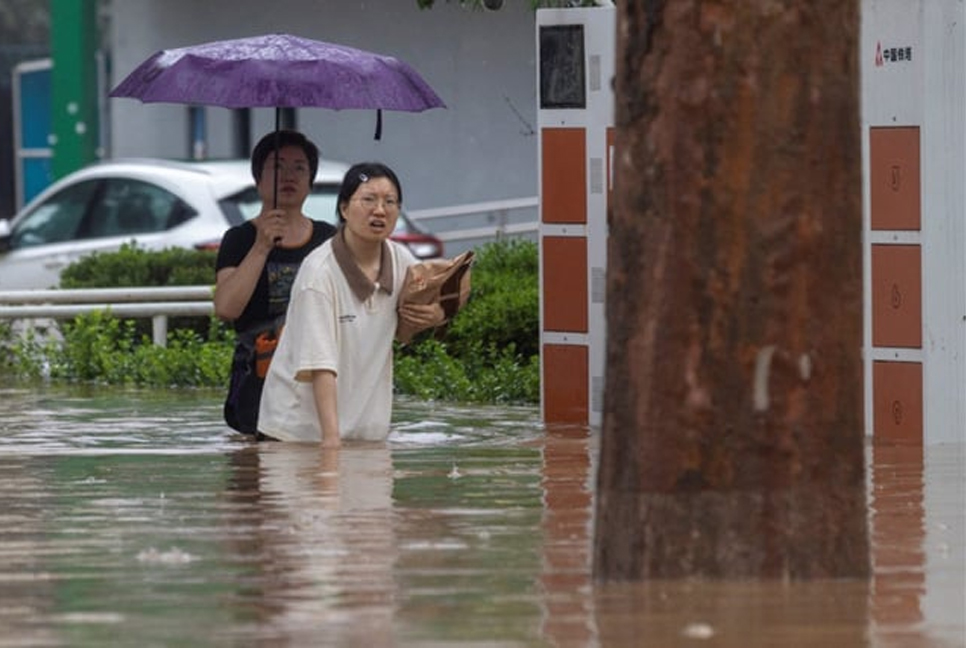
{"left": 396, "top": 250, "right": 474, "bottom": 343}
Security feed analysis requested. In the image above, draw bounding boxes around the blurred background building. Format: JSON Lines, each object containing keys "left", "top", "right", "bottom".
{"left": 4, "top": 0, "right": 541, "bottom": 251}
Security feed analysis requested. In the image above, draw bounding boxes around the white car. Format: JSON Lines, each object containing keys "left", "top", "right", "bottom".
{"left": 0, "top": 158, "right": 443, "bottom": 290}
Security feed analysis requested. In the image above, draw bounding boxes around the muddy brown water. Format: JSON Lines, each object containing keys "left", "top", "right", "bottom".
{"left": 0, "top": 384, "right": 962, "bottom": 647}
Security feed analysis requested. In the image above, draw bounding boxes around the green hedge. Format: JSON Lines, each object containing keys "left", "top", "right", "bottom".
{"left": 1, "top": 240, "right": 540, "bottom": 403}
{"left": 60, "top": 242, "right": 220, "bottom": 340}
{"left": 6, "top": 311, "right": 233, "bottom": 387}
{"left": 394, "top": 239, "right": 539, "bottom": 403}
{"left": 60, "top": 242, "right": 218, "bottom": 288}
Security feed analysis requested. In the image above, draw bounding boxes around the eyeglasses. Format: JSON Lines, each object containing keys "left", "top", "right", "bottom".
{"left": 263, "top": 161, "right": 310, "bottom": 177}
{"left": 353, "top": 194, "right": 400, "bottom": 212}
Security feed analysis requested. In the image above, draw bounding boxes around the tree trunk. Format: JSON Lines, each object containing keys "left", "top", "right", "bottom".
{"left": 594, "top": 0, "right": 869, "bottom": 579}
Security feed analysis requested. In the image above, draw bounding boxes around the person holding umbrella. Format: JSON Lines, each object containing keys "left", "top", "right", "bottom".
{"left": 108, "top": 34, "right": 447, "bottom": 439}
{"left": 215, "top": 129, "right": 337, "bottom": 436}
{"left": 257, "top": 162, "right": 444, "bottom": 445}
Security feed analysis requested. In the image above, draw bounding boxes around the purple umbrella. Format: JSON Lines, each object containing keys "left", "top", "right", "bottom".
{"left": 110, "top": 33, "right": 445, "bottom": 209}
{"left": 109, "top": 33, "right": 446, "bottom": 113}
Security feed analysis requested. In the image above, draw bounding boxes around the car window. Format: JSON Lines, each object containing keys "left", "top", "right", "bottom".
{"left": 222, "top": 187, "right": 262, "bottom": 221}
{"left": 11, "top": 179, "right": 101, "bottom": 249}
{"left": 82, "top": 178, "right": 195, "bottom": 238}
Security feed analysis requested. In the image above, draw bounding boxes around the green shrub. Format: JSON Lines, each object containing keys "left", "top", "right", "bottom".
{"left": 8, "top": 310, "right": 234, "bottom": 388}
{"left": 4, "top": 241, "right": 232, "bottom": 386}
{"left": 394, "top": 239, "right": 539, "bottom": 404}
{"left": 60, "top": 242, "right": 217, "bottom": 288}
{"left": 6, "top": 239, "right": 541, "bottom": 404}
{"left": 394, "top": 339, "right": 539, "bottom": 404}
{"left": 1, "top": 321, "right": 62, "bottom": 380}
{"left": 59, "top": 242, "right": 222, "bottom": 340}
{"left": 444, "top": 239, "right": 539, "bottom": 360}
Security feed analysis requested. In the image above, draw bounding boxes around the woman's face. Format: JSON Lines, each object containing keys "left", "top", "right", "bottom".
{"left": 257, "top": 145, "right": 312, "bottom": 210}
{"left": 340, "top": 176, "right": 401, "bottom": 244}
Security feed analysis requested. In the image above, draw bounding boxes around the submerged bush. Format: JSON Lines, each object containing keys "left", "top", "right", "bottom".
{"left": 8, "top": 311, "right": 234, "bottom": 388}
{"left": 5, "top": 239, "right": 540, "bottom": 403}
{"left": 394, "top": 339, "right": 539, "bottom": 404}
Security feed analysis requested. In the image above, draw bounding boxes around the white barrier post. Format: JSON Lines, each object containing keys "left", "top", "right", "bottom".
{"left": 152, "top": 314, "right": 168, "bottom": 347}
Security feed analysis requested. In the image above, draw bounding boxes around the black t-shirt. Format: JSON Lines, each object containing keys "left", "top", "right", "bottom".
{"left": 215, "top": 220, "right": 338, "bottom": 333}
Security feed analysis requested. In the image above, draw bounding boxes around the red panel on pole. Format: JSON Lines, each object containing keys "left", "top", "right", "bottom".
{"left": 541, "top": 128, "right": 587, "bottom": 224}
{"left": 543, "top": 344, "right": 588, "bottom": 424}
{"left": 873, "top": 361, "right": 923, "bottom": 445}
{"left": 870, "top": 127, "right": 921, "bottom": 231}
{"left": 871, "top": 244, "right": 922, "bottom": 348}
{"left": 542, "top": 236, "right": 588, "bottom": 333}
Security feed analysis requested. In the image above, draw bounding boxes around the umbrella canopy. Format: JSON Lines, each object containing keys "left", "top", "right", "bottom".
{"left": 109, "top": 33, "right": 446, "bottom": 112}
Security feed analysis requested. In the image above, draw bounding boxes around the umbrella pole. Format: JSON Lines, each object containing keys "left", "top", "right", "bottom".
{"left": 272, "top": 108, "right": 281, "bottom": 209}
{"left": 272, "top": 108, "right": 281, "bottom": 245}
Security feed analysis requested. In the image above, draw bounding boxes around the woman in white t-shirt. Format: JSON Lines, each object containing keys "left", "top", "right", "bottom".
{"left": 257, "top": 162, "right": 443, "bottom": 444}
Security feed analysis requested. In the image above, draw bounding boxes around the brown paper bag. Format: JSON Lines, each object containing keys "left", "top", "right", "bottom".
{"left": 396, "top": 250, "right": 474, "bottom": 343}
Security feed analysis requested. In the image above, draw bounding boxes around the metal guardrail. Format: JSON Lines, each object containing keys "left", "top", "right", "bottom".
{"left": 0, "top": 286, "right": 214, "bottom": 347}
{"left": 407, "top": 196, "right": 539, "bottom": 246}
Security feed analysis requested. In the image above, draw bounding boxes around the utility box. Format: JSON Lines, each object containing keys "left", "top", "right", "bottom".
{"left": 536, "top": 7, "right": 615, "bottom": 428}
{"left": 862, "top": 0, "right": 965, "bottom": 445}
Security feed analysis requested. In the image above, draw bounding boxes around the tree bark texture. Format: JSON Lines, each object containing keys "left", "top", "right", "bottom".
{"left": 594, "top": 1, "right": 869, "bottom": 579}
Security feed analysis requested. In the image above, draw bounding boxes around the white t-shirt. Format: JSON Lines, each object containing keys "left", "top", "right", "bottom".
{"left": 258, "top": 236, "right": 416, "bottom": 442}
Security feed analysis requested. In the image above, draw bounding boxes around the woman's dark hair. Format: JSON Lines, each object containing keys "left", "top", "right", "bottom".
{"left": 336, "top": 162, "right": 403, "bottom": 222}
{"left": 250, "top": 130, "right": 320, "bottom": 183}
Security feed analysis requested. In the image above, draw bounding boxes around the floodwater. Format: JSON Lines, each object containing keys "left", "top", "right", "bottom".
{"left": 0, "top": 384, "right": 962, "bottom": 648}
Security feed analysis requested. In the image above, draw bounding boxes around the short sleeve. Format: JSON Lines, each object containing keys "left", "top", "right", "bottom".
{"left": 215, "top": 223, "right": 255, "bottom": 272}
{"left": 289, "top": 282, "right": 339, "bottom": 383}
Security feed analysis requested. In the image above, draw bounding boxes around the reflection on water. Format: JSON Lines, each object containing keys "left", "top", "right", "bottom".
{"left": 872, "top": 445, "right": 927, "bottom": 643}
{"left": 540, "top": 424, "right": 598, "bottom": 646}
{"left": 0, "top": 384, "right": 962, "bottom": 647}
{"left": 230, "top": 443, "right": 398, "bottom": 645}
